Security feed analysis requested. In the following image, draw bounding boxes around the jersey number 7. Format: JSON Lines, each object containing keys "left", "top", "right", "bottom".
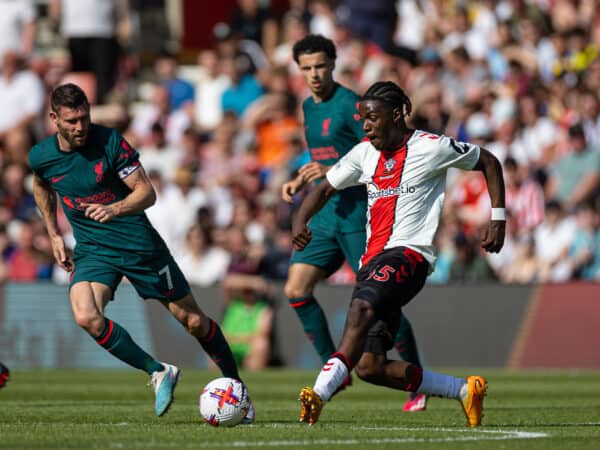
{"left": 158, "top": 264, "right": 174, "bottom": 290}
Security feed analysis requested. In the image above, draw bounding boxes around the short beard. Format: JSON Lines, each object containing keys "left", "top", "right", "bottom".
{"left": 58, "top": 128, "right": 84, "bottom": 149}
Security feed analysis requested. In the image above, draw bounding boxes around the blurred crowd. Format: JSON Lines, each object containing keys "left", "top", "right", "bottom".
{"left": 1, "top": 0, "right": 600, "bottom": 290}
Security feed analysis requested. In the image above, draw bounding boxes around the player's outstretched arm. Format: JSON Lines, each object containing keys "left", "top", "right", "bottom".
{"left": 81, "top": 166, "right": 156, "bottom": 223}
{"left": 32, "top": 176, "right": 73, "bottom": 271}
{"left": 472, "top": 148, "right": 506, "bottom": 253}
{"left": 292, "top": 180, "right": 337, "bottom": 250}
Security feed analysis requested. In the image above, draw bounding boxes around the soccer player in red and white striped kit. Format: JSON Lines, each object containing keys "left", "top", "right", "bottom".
{"left": 292, "top": 81, "right": 506, "bottom": 427}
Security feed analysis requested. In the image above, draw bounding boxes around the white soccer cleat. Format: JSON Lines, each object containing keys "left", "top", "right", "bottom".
{"left": 241, "top": 399, "right": 255, "bottom": 424}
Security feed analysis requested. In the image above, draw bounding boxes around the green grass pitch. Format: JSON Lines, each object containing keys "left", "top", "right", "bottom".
{"left": 1, "top": 369, "right": 600, "bottom": 449}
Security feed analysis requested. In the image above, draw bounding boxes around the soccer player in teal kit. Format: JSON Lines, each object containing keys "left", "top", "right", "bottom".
{"left": 29, "top": 83, "right": 253, "bottom": 420}
{"left": 281, "top": 35, "right": 426, "bottom": 410}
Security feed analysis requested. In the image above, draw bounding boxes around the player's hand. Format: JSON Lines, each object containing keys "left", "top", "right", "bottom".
{"left": 292, "top": 222, "right": 312, "bottom": 251}
{"left": 481, "top": 220, "right": 505, "bottom": 253}
{"left": 50, "top": 235, "right": 73, "bottom": 272}
{"left": 80, "top": 202, "right": 118, "bottom": 223}
{"left": 281, "top": 178, "right": 304, "bottom": 204}
{"left": 298, "top": 162, "right": 328, "bottom": 183}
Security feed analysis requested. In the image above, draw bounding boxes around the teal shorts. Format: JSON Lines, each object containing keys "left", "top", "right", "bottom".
{"left": 70, "top": 250, "right": 191, "bottom": 302}
{"left": 290, "top": 226, "right": 366, "bottom": 275}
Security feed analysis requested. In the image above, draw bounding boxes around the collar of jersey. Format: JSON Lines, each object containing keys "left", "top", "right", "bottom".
{"left": 380, "top": 129, "right": 414, "bottom": 154}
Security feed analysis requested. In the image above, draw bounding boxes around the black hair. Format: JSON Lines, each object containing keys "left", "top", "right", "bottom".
{"left": 50, "top": 83, "right": 89, "bottom": 113}
{"left": 568, "top": 122, "right": 585, "bottom": 137}
{"left": 504, "top": 156, "right": 518, "bottom": 170}
{"left": 362, "top": 81, "right": 412, "bottom": 116}
{"left": 292, "top": 34, "right": 336, "bottom": 63}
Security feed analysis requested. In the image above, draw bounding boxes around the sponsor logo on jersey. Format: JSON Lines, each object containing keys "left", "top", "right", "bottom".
{"left": 321, "top": 118, "right": 331, "bottom": 136}
{"left": 63, "top": 190, "right": 116, "bottom": 211}
{"left": 310, "top": 146, "right": 339, "bottom": 160}
{"left": 94, "top": 161, "right": 105, "bottom": 183}
{"left": 51, "top": 174, "right": 66, "bottom": 184}
{"left": 76, "top": 190, "right": 116, "bottom": 206}
{"left": 367, "top": 183, "right": 417, "bottom": 200}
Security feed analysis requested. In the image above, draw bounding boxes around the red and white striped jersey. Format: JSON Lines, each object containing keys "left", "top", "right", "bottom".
{"left": 326, "top": 130, "right": 481, "bottom": 268}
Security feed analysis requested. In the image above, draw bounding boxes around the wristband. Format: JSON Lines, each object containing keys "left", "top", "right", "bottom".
{"left": 491, "top": 208, "right": 506, "bottom": 221}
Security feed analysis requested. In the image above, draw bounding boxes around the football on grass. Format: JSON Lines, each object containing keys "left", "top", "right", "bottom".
{"left": 199, "top": 377, "right": 249, "bottom": 427}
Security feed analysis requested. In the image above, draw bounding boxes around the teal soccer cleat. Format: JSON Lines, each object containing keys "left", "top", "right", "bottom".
{"left": 150, "top": 363, "right": 181, "bottom": 416}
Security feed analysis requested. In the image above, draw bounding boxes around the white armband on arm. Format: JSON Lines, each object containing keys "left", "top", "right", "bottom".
{"left": 491, "top": 208, "right": 506, "bottom": 221}
{"left": 118, "top": 162, "right": 140, "bottom": 179}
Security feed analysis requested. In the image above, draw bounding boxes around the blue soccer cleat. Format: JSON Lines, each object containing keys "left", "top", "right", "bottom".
{"left": 150, "top": 363, "right": 181, "bottom": 417}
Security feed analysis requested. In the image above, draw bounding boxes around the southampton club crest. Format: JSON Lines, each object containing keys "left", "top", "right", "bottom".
{"left": 384, "top": 158, "right": 396, "bottom": 172}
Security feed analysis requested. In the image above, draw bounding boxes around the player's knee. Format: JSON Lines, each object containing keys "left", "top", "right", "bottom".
{"left": 347, "top": 299, "right": 375, "bottom": 328}
{"left": 283, "top": 281, "right": 312, "bottom": 300}
{"left": 355, "top": 356, "right": 384, "bottom": 382}
{"left": 73, "top": 312, "right": 104, "bottom": 337}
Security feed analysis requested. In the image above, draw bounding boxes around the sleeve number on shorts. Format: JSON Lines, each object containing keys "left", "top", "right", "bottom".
{"left": 367, "top": 265, "right": 395, "bottom": 282}
{"left": 449, "top": 138, "right": 470, "bottom": 154}
{"left": 158, "top": 264, "right": 173, "bottom": 290}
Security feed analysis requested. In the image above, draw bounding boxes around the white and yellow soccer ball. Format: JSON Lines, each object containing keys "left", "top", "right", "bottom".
{"left": 199, "top": 377, "right": 250, "bottom": 427}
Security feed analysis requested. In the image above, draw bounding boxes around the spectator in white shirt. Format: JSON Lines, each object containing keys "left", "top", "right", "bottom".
{"left": 176, "top": 224, "right": 230, "bottom": 286}
{"left": 0, "top": 50, "right": 44, "bottom": 165}
{"left": 0, "top": 0, "right": 36, "bottom": 62}
{"left": 534, "top": 200, "right": 577, "bottom": 282}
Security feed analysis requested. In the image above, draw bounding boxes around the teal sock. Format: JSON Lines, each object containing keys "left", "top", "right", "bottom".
{"left": 95, "top": 318, "right": 164, "bottom": 374}
{"left": 289, "top": 295, "right": 335, "bottom": 364}
{"left": 198, "top": 319, "right": 240, "bottom": 381}
{"left": 394, "top": 314, "right": 422, "bottom": 367}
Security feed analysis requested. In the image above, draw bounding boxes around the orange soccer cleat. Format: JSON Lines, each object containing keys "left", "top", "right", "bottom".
{"left": 299, "top": 387, "right": 324, "bottom": 425}
{"left": 459, "top": 375, "right": 488, "bottom": 427}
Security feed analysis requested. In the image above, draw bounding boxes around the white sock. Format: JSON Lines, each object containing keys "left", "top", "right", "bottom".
{"left": 313, "top": 356, "right": 349, "bottom": 401}
{"left": 416, "top": 369, "right": 465, "bottom": 399}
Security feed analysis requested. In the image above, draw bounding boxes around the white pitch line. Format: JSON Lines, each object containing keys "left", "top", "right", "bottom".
{"left": 108, "top": 428, "right": 549, "bottom": 448}
{"left": 359, "top": 426, "right": 546, "bottom": 435}
{"left": 205, "top": 430, "right": 549, "bottom": 447}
